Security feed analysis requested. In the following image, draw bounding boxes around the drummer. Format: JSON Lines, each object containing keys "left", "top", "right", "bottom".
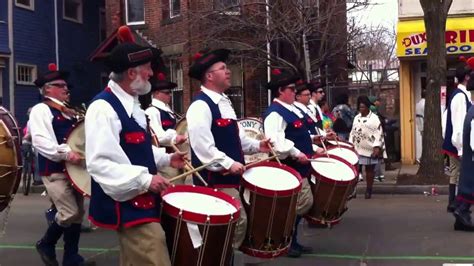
{"left": 29, "top": 63, "right": 88, "bottom": 265}
{"left": 141, "top": 71, "right": 187, "bottom": 183}
{"left": 263, "top": 69, "right": 317, "bottom": 258}
{"left": 186, "top": 49, "right": 271, "bottom": 250}
{"left": 85, "top": 26, "right": 185, "bottom": 266}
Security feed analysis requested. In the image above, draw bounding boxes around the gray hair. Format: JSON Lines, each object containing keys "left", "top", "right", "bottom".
{"left": 109, "top": 65, "right": 143, "bottom": 83}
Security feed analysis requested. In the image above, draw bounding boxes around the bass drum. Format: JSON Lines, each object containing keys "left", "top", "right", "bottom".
{"left": 237, "top": 118, "right": 268, "bottom": 163}
{"left": 0, "top": 106, "right": 22, "bottom": 212}
{"left": 64, "top": 121, "right": 91, "bottom": 197}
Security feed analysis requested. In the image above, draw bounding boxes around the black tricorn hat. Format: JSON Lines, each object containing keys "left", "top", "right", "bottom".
{"left": 34, "top": 63, "right": 69, "bottom": 88}
{"left": 150, "top": 72, "right": 177, "bottom": 92}
{"left": 188, "top": 49, "right": 230, "bottom": 80}
{"left": 105, "top": 26, "right": 163, "bottom": 73}
{"left": 267, "top": 68, "right": 300, "bottom": 93}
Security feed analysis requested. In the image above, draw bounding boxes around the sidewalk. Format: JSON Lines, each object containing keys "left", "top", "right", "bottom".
{"left": 356, "top": 162, "right": 449, "bottom": 195}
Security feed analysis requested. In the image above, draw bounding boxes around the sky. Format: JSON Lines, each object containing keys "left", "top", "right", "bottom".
{"left": 350, "top": 0, "right": 399, "bottom": 28}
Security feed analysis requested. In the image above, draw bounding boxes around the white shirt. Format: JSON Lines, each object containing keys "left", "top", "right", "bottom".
{"left": 308, "top": 99, "right": 323, "bottom": 121}
{"left": 145, "top": 98, "right": 178, "bottom": 146}
{"left": 29, "top": 96, "right": 72, "bottom": 163}
{"left": 415, "top": 98, "right": 425, "bottom": 132}
{"left": 85, "top": 80, "right": 171, "bottom": 202}
{"left": 186, "top": 86, "right": 260, "bottom": 170}
{"left": 449, "top": 84, "right": 471, "bottom": 156}
{"left": 263, "top": 99, "right": 303, "bottom": 159}
{"left": 294, "top": 101, "right": 325, "bottom": 137}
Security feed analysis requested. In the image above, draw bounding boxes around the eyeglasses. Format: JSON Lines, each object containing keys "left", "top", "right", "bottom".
{"left": 316, "top": 90, "right": 324, "bottom": 94}
{"left": 47, "top": 83, "right": 69, "bottom": 89}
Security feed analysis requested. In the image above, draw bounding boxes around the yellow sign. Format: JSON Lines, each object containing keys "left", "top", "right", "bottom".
{"left": 397, "top": 17, "right": 474, "bottom": 57}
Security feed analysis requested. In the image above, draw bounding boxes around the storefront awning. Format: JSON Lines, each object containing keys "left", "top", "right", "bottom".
{"left": 397, "top": 17, "right": 474, "bottom": 58}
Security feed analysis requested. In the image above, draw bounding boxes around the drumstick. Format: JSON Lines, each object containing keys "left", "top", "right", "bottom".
{"left": 319, "top": 137, "right": 330, "bottom": 158}
{"left": 168, "top": 161, "right": 216, "bottom": 183}
{"left": 244, "top": 154, "right": 279, "bottom": 169}
{"left": 308, "top": 158, "right": 336, "bottom": 163}
{"left": 268, "top": 143, "right": 282, "bottom": 166}
{"left": 171, "top": 143, "right": 208, "bottom": 187}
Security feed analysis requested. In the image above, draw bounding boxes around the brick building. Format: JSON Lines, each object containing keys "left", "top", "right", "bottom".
{"left": 99, "top": 0, "right": 349, "bottom": 117}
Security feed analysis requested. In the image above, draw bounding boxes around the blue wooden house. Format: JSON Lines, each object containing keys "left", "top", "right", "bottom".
{"left": 1, "top": 0, "right": 105, "bottom": 126}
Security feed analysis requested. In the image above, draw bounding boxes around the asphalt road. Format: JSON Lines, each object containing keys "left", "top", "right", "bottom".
{"left": 1, "top": 194, "right": 474, "bottom": 266}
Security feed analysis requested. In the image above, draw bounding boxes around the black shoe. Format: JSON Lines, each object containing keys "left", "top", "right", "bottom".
{"left": 454, "top": 219, "right": 474, "bottom": 232}
{"left": 294, "top": 242, "right": 313, "bottom": 254}
{"left": 447, "top": 202, "right": 457, "bottom": 213}
{"left": 287, "top": 246, "right": 302, "bottom": 258}
{"left": 36, "top": 241, "right": 59, "bottom": 266}
{"left": 365, "top": 192, "right": 372, "bottom": 199}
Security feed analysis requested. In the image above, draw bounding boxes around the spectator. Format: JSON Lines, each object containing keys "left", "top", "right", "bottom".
{"left": 332, "top": 94, "right": 355, "bottom": 141}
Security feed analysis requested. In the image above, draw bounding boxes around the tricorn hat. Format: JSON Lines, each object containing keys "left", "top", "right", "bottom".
{"left": 34, "top": 63, "right": 69, "bottom": 88}
{"left": 188, "top": 49, "right": 230, "bottom": 80}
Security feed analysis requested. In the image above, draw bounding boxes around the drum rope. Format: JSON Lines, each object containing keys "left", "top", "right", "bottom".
{"left": 264, "top": 193, "right": 278, "bottom": 250}
{"left": 337, "top": 182, "right": 353, "bottom": 216}
{"left": 0, "top": 195, "right": 14, "bottom": 239}
{"left": 284, "top": 192, "right": 297, "bottom": 244}
{"left": 248, "top": 190, "right": 256, "bottom": 248}
{"left": 220, "top": 217, "right": 233, "bottom": 266}
{"left": 323, "top": 181, "right": 338, "bottom": 222}
{"left": 171, "top": 212, "right": 183, "bottom": 265}
{"left": 197, "top": 219, "right": 210, "bottom": 266}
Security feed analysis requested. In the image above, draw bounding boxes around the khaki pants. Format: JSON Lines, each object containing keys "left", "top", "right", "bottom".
{"left": 158, "top": 166, "right": 185, "bottom": 185}
{"left": 449, "top": 157, "right": 461, "bottom": 185}
{"left": 42, "top": 173, "right": 84, "bottom": 226}
{"left": 296, "top": 178, "right": 313, "bottom": 216}
{"left": 118, "top": 222, "right": 171, "bottom": 266}
{"left": 219, "top": 188, "right": 247, "bottom": 249}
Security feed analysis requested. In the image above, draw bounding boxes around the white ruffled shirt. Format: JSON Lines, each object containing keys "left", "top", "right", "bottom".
{"left": 85, "top": 80, "right": 171, "bottom": 202}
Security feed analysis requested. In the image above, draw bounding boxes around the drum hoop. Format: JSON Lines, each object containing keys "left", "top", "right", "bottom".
{"left": 326, "top": 145, "right": 359, "bottom": 164}
{"left": 311, "top": 154, "right": 357, "bottom": 184}
{"left": 64, "top": 120, "right": 91, "bottom": 197}
{"left": 240, "top": 245, "right": 289, "bottom": 259}
{"left": 161, "top": 185, "right": 241, "bottom": 224}
{"left": 242, "top": 161, "right": 302, "bottom": 197}
{"left": 328, "top": 140, "right": 354, "bottom": 148}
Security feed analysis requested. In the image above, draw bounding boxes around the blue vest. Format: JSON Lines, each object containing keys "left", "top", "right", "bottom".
{"left": 190, "top": 92, "right": 244, "bottom": 188}
{"left": 457, "top": 105, "right": 474, "bottom": 203}
{"left": 264, "top": 102, "right": 314, "bottom": 178}
{"left": 294, "top": 105, "right": 318, "bottom": 135}
{"left": 443, "top": 88, "right": 472, "bottom": 157}
{"left": 88, "top": 88, "right": 161, "bottom": 230}
{"left": 154, "top": 106, "right": 176, "bottom": 131}
{"left": 38, "top": 105, "right": 75, "bottom": 176}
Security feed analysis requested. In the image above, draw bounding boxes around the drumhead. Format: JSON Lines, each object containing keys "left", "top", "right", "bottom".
{"left": 65, "top": 121, "right": 91, "bottom": 196}
{"left": 311, "top": 156, "right": 355, "bottom": 182}
{"left": 328, "top": 140, "right": 354, "bottom": 149}
{"left": 238, "top": 118, "right": 268, "bottom": 163}
{"left": 243, "top": 165, "right": 300, "bottom": 191}
{"left": 163, "top": 191, "right": 238, "bottom": 215}
{"left": 326, "top": 146, "right": 358, "bottom": 165}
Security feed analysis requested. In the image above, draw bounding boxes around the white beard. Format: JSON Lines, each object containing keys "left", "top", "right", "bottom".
{"left": 130, "top": 76, "right": 151, "bottom": 95}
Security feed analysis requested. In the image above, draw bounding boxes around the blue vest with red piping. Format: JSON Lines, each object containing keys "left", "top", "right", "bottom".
{"left": 264, "top": 102, "right": 315, "bottom": 178}
{"left": 190, "top": 92, "right": 244, "bottom": 188}
{"left": 154, "top": 106, "right": 176, "bottom": 131}
{"left": 88, "top": 88, "right": 161, "bottom": 230}
{"left": 37, "top": 105, "right": 75, "bottom": 176}
{"left": 294, "top": 104, "right": 318, "bottom": 135}
{"left": 442, "top": 88, "right": 471, "bottom": 157}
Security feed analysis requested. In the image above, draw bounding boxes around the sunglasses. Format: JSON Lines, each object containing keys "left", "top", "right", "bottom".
{"left": 316, "top": 90, "right": 324, "bottom": 94}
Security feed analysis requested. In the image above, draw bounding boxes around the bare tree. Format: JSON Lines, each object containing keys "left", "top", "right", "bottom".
{"left": 185, "top": 0, "right": 370, "bottom": 83}
{"left": 417, "top": 0, "right": 453, "bottom": 181}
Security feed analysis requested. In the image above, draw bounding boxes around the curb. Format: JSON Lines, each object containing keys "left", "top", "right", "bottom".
{"left": 356, "top": 184, "right": 448, "bottom": 195}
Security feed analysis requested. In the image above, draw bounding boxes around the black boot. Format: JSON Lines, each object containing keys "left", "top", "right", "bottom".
{"left": 453, "top": 202, "right": 474, "bottom": 230}
{"left": 36, "top": 222, "right": 64, "bottom": 266}
{"left": 447, "top": 184, "right": 457, "bottom": 212}
{"left": 288, "top": 216, "right": 312, "bottom": 258}
{"left": 365, "top": 188, "right": 372, "bottom": 199}
{"left": 62, "top": 224, "right": 85, "bottom": 266}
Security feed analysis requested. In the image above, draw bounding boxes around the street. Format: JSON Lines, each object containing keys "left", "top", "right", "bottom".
{"left": 1, "top": 194, "right": 474, "bottom": 266}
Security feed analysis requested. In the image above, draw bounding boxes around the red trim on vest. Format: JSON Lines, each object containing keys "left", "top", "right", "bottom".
{"left": 131, "top": 193, "right": 156, "bottom": 209}
{"left": 441, "top": 149, "right": 459, "bottom": 158}
{"left": 215, "top": 118, "right": 233, "bottom": 127}
{"left": 124, "top": 132, "right": 146, "bottom": 144}
{"left": 293, "top": 120, "right": 304, "bottom": 128}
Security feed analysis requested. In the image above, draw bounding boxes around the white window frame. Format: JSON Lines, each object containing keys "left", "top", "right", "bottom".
{"left": 15, "top": 0, "right": 35, "bottom": 11}
{"left": 63, "top": 0, "right": 83, "bottom": 24}
{"left": 169, "top": 59, "right": 184, "bottom": 113}
{"left": 215, "top": 0, "right": 241, "bottom": 15}
{"left": 15, "top": 63, "right": 37, "bottom": 86}
{"left": 169, "top": 0, "right": 181, "bottom": 18}
{"left": 125, "top": 0, "right": 145, "bottom": 25}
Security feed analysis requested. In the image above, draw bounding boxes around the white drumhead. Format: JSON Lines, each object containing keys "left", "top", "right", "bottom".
{"left": 65, "top": 122, "right": 91, "bottom": 196}
{"left": 327, "top": 147, "right": 358, "bottom": 165}
{"left": 163, "top": 192, "right": 238, "bottom": 215}
{"left": 311, "top": 157, "right": 355, "bottom": 181}
{"left": 243, "top": 166, "right": 299, "bottom": 191}
{"left": 328, "top": 140, "right": 353, "bottom": 148}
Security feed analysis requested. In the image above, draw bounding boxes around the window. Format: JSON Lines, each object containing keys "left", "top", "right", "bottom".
{"left": 226, "top": 64, "right": 244, "bottom": 117}
{"left": 125, "top": 0, "right": 145, "bottom": 25}
{"left": 214, "top": 0, "right": 240, "bottom": 15}
{"left": 169, "top": 59, "right": 184, "bottom": 114}
{"left": 170, "top": 0, "right": 180, "bottom": 18}
{"left": 16, "top": 64, "right": 37, "bottom": 85}
{"left": 63, "top": 0, "right": 83, "bottom": 23}
{"left": 15, "top": 0, "right": 34, "bottom": 10}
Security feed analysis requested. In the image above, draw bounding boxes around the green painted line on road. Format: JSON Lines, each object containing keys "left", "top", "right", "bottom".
{"left": 1, "top": 245, "right": 474, "bottom": 262}
{"left": 0, "top": 244, "right": 119, "bottom": 253}
{"left": 305, "top": 254, "right": 474, "bottom": 261}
